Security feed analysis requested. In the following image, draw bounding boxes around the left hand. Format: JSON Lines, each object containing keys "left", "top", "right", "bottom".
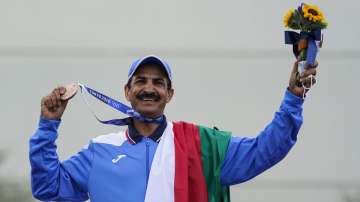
{"left": 288, "top": 61, "right": 318, "bottom": 97}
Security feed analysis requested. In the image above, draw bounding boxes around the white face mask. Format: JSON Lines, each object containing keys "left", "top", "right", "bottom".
{"left": 298, "top": 61, "right": 315, "bottom": 99}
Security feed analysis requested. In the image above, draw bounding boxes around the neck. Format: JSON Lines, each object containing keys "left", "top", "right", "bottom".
{"left": 133, "top": 119, "right": 160, "bottom": 137}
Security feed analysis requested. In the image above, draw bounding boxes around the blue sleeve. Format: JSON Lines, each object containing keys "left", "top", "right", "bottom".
{"left": 220, "top": 89, "right": 304, "bottom": 186}
{"left": 29, "top": 117, "right": 93, "bottom": 201}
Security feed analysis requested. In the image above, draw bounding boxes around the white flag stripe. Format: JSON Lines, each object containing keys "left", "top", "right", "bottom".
{"left": 145, "top": 122, "right": 175, "bottom": 202}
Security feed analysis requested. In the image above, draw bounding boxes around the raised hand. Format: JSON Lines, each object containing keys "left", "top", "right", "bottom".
{"left": 41, "top": 87, "right": 69, "bottom": 120}
{"left": 288, "top": 61, "right": 318, "bottom": 97}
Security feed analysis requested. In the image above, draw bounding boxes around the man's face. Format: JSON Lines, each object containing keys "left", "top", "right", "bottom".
{"left": 125, "top": 64, "right": 174, "bottom": 118}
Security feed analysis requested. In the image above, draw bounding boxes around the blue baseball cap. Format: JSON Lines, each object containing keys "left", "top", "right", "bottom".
{"left": 127, "top": 55, "right": 172, "bottom": 84}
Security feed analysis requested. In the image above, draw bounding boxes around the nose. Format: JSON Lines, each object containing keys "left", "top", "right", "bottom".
{"left": 143, "top": 80, "right": 156, "bottom": 92}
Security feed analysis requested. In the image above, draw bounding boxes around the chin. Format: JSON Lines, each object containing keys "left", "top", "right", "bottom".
{"left": 131, "top": 101, "right": 165, "bottom": 118}
{"left": 140, "top": 112, "right": 162, "bottom": 118}
{"left": 136, "top": 108, "right": 162, "bottom": 118}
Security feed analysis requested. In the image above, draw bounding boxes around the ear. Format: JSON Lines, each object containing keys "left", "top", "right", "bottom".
{"left": 166, "top": 88, "right": 174, "bottom": 103}
{"left": 124, "top": 84, "right": 130, "bottom": 102}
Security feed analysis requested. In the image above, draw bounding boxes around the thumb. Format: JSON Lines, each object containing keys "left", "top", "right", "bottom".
{"left": 290, "top": 61, "right": 299, "bottom": 82}
{"left": 291, "top": 57, "right": 302, "bottom": 74}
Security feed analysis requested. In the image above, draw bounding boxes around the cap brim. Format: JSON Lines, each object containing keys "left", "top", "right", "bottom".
{"left": 128, "top": 55, "right": 172, "bottom": 82}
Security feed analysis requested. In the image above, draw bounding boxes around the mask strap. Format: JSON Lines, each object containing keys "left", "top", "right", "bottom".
{"left": 301, "top": 74, "right": 315, "bottom": 99}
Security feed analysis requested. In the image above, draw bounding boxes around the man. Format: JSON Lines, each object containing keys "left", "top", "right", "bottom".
{"left": 29, "top": 55, "right": 317, "bottom": 202}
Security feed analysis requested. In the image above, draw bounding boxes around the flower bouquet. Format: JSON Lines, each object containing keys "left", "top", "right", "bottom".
{"left": 284, "top": 3, "right": 328, "bottom": 87}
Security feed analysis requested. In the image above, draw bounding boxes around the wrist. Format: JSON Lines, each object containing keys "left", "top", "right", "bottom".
{"left": 287, "top": 86, "right": 304, "bottom": 98}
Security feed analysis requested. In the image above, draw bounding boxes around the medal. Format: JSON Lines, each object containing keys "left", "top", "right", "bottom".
{"left": 61, "top": 83, "right": 79, "bottom": 100}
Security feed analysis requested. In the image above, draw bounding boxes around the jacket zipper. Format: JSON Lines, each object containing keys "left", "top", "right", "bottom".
{"left": 145, "top": 138, "right": 150, "bottom": 184}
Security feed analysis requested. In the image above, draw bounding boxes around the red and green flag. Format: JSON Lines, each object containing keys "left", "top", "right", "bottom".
{"left": 145, "top": 121, "right": 231, "bottom": 202}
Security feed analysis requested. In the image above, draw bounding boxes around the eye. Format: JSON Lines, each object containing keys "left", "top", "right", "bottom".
{"left": 154, "top": 79, "right": 165, "bottom": 86}
{"left": 134, "top": 78, "right": 146, "bottom": 84}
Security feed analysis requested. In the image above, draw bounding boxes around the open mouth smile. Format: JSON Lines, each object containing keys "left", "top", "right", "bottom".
{"left": 136, "top": 93, "right": 160, "bottom": 102}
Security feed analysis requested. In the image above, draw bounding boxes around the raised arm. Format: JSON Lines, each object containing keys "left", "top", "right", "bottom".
{"left": 220, "top": 89, "right": 303, "bottom": 185}
{"left": 29, "top": 86, "right": 92, "bottom": 201}
{"left": 29, "top": 118, "right": 92, "bottom": 201}
{"left": 220, "top": 61, "right": 317, "bottom": 185}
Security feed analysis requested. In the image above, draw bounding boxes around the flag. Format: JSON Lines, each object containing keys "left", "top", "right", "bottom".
{"left": 145, "top": 122, "right": 231, "bottom": 202}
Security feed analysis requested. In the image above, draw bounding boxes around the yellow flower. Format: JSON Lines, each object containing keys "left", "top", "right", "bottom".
{"left": 284, "top": 9, "right": 294, "bottom": 27}
{"left": 302, "top": 4, "right": 325, "bottom": 22}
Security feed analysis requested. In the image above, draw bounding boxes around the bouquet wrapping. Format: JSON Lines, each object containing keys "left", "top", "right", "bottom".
{"left": 284, "top": 3, "right": 328, "bottom": 86}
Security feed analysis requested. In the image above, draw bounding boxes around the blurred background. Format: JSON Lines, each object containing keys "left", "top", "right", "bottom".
{"left": 0, "top": 0, "right": 359, "bottom": 201}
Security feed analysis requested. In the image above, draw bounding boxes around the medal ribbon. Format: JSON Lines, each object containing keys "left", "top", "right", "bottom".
{"left": 78, "top": 83, "right": 163, "bottom": 126}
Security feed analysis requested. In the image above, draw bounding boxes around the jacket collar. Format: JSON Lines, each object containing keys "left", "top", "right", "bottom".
{"left": 126, "top": 116, "right": 167, "bottom": 144}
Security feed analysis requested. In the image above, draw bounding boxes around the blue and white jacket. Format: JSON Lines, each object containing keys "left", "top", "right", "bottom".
{"left": 29, "top": 90, "right": 304, "bottom": 202}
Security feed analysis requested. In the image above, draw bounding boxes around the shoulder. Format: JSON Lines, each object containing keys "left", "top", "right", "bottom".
{"left": 172, "top": 121, "right": 231, "bottom": 135}
{"left": 171, "top": 121, "right": 197, "bottom": 129}
{"left": 91, "top": 131, "right": 127, "bottom": 146}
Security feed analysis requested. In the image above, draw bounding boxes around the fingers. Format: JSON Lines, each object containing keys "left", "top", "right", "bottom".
{"left": 42, "top": 86, "right": 66, "bottom": 110}
{"left": 291, "top": 60, "right": 300, "bottom": 75}
{"left": 58, "top": 86, "right": 66, "bottom": 96}
{"left": 50, "top": 92, "right": 58, "bottom": 107}
{"left": 300, "top": 68, "right": 316, "bottom": 80}
{"left": 42, "top": 95, "right": 54, "bottom": 111}
{"left": 298, "top": 61, "right": 318, "bottom": 79}
{"left": 289, "top": 61, "right": 301, "bottom": 89}
{"left": 300, "top": 62, "right": 318, "bottom": 83}
{"left": 301, "top": 74, "right": 317, "bottom": 89}
{"left": 288, "top": 60, "right": 319, "bottom": 97}
{"left": 53, "top": 88, "right": 61, "bottom": 106}
{"left": 53, "top": 87, "right": 66, "bottom": 106}
{"left": 58, "top": 86, "right": 69, "bottom": 107}
{"left": 307, "top": 61, "right": 319, "bottom": 69}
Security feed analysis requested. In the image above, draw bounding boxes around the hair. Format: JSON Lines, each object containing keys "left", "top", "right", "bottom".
{"left": 126, "top": 62, "right": 172, "bottom": 89}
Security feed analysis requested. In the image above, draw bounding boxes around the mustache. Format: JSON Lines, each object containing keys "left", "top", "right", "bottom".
{"left": 136, "top": 91, "right": 161, "bottom": 101}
